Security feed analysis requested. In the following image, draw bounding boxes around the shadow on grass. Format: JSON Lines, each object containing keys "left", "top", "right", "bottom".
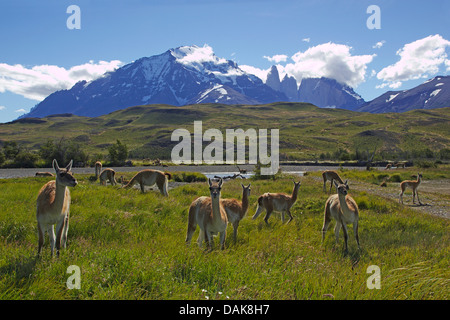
{"left": 0, "top": 255, "right": 39, "bottom": 283}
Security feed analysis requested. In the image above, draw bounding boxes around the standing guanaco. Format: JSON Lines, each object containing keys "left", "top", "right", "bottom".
{"left": 322, "top": 170, "right": 344, "bottom": 193}
{"left": 322, "top": 180, "right": 360, "bottom": 253}
{"left": 185, "top": 178, "right": 228, "bottom": 250}
{"left": 252, "top": 181, "right": 301, "bottom": 225}
{"left": 36, "top": 159, "right": 77, "bottom": 257}
{"left": 399, "top": 173, "right": 423, "bottom": 205}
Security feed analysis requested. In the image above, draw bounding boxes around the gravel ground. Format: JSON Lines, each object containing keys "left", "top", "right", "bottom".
{"left": 312, "top": 176, "right": 450, "bottom": 219}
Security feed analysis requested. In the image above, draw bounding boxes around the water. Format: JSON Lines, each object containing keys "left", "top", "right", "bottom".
{"left": 202, "top": 171, "right": 305, "bottom": 180}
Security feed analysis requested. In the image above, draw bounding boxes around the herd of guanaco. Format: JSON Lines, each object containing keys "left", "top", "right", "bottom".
{"left": 35, "top": 161, "right": 423, "bottom": 256}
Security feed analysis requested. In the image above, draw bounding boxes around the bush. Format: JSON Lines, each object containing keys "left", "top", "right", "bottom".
{"left": 172, "top": 172, "right": 207, "bottom": 183}
{"left": 108, "top": 140, "right": 128, "bottom": 166}
{"left": 390, "top": 174, "right": 402, "bottom": 183}
{"left": 13, "top": 151, "right": 38, "bottom": 168}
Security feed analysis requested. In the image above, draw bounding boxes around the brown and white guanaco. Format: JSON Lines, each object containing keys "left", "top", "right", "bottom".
{"left": 36, "top": 159, "right": 77, "bottom": 257}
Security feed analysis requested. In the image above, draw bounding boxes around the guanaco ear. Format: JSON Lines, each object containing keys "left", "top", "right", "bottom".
{"left": 333, "top": 180, "right": 339, "bottom": 188}
{"left": 344, "top": 180, "right": 349, "bottom": 190}
{"left": 66, "top": 159, "right": 73, "bottom": 172}
{"left": 52, "top": 159, "right": 60, "bottom": 172}
{"left": 208, "top": 178, "right": 212, "bottom": 187}
{"left": 218, "top": 177, "right": 223, "bottom": 188}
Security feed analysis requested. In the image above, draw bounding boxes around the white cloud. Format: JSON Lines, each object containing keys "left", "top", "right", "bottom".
{"left": 0, "top": 60, "right": 122, "bottom": 101}
{"left": 263, "top": 54, "right": 288, "bottom": 63}
{"left": 446, "top": 59, "right": 450, "bottom": 72}
{"left": 14, "top": 108, "right": 26, "bottom": 113}
{"left": 0, "top": 105, "right": 5, "bottom": 111}
{"left": 373, "top": 40, "right": 385, "bottom": 49}
{"left": 240, "top": 65, "right": 270, "bottom": 82}
{"left": 302, "top": 38, "right": 310, "bottom": 43}
{"left": 377, "top": 34, "right": 450, "bottom": 88}
{"left": 283, "top": 42, "right": 375, "bottom": 87}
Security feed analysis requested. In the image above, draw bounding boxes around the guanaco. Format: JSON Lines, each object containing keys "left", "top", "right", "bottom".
{"left": 99, "top": 168, "right": 117, "bottom": 186}
{"left": 123, "top": 169, "right": 171, "bottom": 196}
{"left": 185, "top": 178, "right": 228, "bottom": 250}
{"left": 221, "top": 183, "right": 251, "bottom": 243}
{"left": 322, "top": 180, "right": 360, "bottom": 253}
{"left": 322, "top": 170, "right": 344, "bottom": 193}
{"left": 399, "top": 173, "right": 423, "bottom": 205}
{"left": 252, "top": 181, "right": 301, "bottom": 225}
{"left": 36, "top": 159, "right": 77, "bottom": 257}
{"left": 35, "top": 172, "right": 54, "bottom": 177}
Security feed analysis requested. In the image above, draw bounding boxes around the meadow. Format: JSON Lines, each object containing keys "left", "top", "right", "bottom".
{"left": 0, "top": 167, "right": 448, "bottom": 300}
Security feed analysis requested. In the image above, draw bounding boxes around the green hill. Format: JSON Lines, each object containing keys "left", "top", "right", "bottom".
{"left": 1, "top": 103, "right": 450, "bottom": 162}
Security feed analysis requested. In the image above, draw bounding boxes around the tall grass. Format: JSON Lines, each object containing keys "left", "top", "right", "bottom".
{"left": 0, "top": 173, "right": 448, "bottom": 300}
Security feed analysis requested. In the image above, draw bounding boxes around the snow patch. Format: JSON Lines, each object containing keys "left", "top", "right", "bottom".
{"left": 386, "top": 93, "right": 399, "bottom": 103}
{"left": 435, "top": 83, "right": 444, "bottom": 87}
{"left": 430, "top": 89, "right": 441, "bottom": 97}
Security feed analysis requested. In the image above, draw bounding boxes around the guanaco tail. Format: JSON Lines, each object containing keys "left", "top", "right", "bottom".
{"left": 399, "top": 173, "right": 423, "bottom": 205}
{"left": 185, "top": 178, "right": 228, "bottom": 250}
{"left": 123, "top": 169, "right": 171, "bottom": 196}
{"left": 36, "top": 159, "right": 77, "bottom": 257}
{"left": 322, "top": 180, "right": 360, "bottom": 253}
{"left": 252, "top": 180, "right": 301, "bottom": 225}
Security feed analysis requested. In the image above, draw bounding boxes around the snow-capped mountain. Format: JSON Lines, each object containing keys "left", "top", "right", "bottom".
{"left": 265, "top": 66, "right": 365, "bottom": 110}
{"left": 358, "top": 76, "right": 450, "bottom": 113}
{"left": 22, "top": 45, "right": 286, "bottom": 118}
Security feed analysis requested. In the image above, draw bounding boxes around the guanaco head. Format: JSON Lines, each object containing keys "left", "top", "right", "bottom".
{"left": 292, "top": 180, "right": 301, "bottom": 188}
{"left": 418, "top": 172, "right": 423, "bottom": 180}
{"left": 208, "top": 177, "right": 223, "bottom": 200}
{"left": 334, "top": 180, "right": 349, "bottom": 196}
{"left": 241, "top": 183, "right": 251, "bottom": 197}
{"left": 53, "top": 159, "right": 77, "bottom": 187}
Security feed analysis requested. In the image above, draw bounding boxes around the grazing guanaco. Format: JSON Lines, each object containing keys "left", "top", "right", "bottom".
{"left": 399, "top": 173, "right": 423, "bottom": 205}
{"left": 123, "top": 169, "right": 171, "bottom": 196}
{"left": 322, "top": 180, "right": 360, "bottom": 253}
{"left": 35, "top": 172, "right": 54, "bottom": 177}
{"left": 221, "top": 183, "right": 251, "bottom": 243}
{"left": 252, "top": 181, "right": 301, "bottom": 225}
{"left": 322, "top": 170, "right": 344, "bottom": 193}
{"left": 36, "top": 159, "right": 77, "bottom": 257}
{"left": 99, "top": 168, "right": 117, "bottom": 186}
{"left": 185, "top": 178, "right": 228, "bottom": 250}
{"left": 395, "top": 161, "right": 406, "bottom": 168}
{"left": 94, "top": 161, "right": 102, "bottom": 179}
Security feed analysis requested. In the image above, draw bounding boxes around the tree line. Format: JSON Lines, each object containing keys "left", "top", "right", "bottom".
{"left": 0, "top": 139, "right": 128, "bottom": 168}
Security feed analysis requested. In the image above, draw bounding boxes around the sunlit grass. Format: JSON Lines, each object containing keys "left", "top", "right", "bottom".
{"left": 0, "top": 172, "right": 448, "bottom": 300}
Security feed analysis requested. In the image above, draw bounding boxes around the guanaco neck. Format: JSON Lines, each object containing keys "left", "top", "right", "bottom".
{"left": 337, "top": 192, "right": 353, "bottom": 219}
{"left": 54, "top": 179, "right": 68, "bottom": 210}
{"left": 290, "top": 185, "right": 300, "bottom": 204}
{"left": 211, "top": 194, "right": 222, "bottom": 221}
{"left": 241, "top": 189, "right": 249, "bottom": 217}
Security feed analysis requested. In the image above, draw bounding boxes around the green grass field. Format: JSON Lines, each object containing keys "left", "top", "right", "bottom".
{"left": 0, "top": 168, "right": 448, "bottom": 300}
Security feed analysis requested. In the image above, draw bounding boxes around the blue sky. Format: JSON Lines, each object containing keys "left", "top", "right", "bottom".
{"left": 0, "top": 0, "right": 449, "bottom": 122}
